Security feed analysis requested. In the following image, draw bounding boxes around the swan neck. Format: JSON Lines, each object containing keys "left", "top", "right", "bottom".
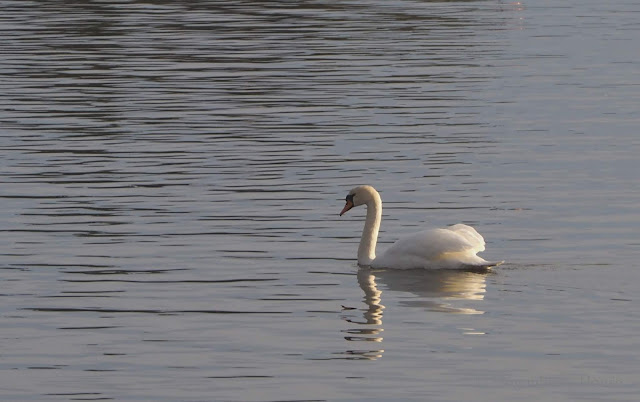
{"left": 358, "top": 195, "right": 381, "bottom": 266}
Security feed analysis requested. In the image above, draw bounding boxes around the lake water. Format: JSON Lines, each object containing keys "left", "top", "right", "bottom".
{"left": 1, "top": 0, "right": 639, "bottom": 401}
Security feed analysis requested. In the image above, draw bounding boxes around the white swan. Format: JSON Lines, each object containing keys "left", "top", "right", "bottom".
{"left": 340, "top": 185, "right": 502, "bottom": 269}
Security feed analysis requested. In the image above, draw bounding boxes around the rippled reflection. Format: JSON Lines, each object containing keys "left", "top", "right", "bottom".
{"left": 375, "top": 268, "right": 488, "bottom": 314}
{"left": 341, "top": 267, "right": 488, "bottom": 359}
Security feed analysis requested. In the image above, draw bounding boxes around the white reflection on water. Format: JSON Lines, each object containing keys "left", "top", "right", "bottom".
{"left": 340, "top": 267, "right": 488, "bottom": 359}
{"left": 362, "top": 267, "right": 488, "bottom": 314}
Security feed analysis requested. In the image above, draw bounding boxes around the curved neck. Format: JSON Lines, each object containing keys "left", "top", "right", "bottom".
{"left": 358, "top": 194, "right": 382, "bottom": 266}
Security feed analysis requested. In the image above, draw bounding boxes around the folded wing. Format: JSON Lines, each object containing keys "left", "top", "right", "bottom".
{"left": 371, "top": 224, "right": 489, "bottom": 269}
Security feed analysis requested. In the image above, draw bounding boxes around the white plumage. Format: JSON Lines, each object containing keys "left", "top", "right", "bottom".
{"left": 340, "top": 185, "right": 502, "bottom": 270}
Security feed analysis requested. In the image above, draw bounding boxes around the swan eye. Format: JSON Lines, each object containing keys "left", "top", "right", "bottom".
{"left": 346, "top": 194, "right": 354, "bottom": 203}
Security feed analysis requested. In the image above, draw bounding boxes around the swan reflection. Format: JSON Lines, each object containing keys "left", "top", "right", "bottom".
{"left": 371, "top": 268, "right": 488, "bottom": 314}
{"left": 340, "top": 267, "right": 489, "bottom": 360}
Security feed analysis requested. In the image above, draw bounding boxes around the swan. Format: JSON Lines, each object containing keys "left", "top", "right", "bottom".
{"left": 339, "top": 185, "right": 502, "bottom": 269}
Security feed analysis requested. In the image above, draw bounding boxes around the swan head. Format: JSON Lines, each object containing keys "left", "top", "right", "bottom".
{"left": 340, "top": 185, "right": 380, "bottom": 216}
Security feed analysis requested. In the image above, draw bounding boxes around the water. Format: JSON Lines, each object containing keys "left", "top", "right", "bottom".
{"left": 1, "top": 0, "right": 639, "bottom": 400}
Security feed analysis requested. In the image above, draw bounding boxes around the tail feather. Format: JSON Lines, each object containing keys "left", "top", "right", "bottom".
{"left": 475, "top": 260, "right": 504, "bottom": 269}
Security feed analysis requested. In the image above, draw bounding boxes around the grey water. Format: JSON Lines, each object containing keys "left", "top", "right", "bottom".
{"left": 1, "top": 0, "right": 639, "bottom": 401}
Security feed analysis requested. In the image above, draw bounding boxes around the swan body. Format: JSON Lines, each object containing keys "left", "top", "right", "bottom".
{"left": 340, "top": 185, "right": 502, "bottom": 269}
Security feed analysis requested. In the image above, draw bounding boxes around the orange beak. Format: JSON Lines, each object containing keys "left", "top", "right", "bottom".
{"left": 340, "top": 200, "right": 354, "bottom": 216}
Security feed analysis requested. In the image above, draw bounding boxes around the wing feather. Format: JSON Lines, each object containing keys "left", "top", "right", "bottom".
{"left": 371, "top": 224, "right": 489, "bottom": 269}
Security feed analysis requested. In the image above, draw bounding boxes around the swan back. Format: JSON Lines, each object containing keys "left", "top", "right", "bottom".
{"left": 447, "top": 224, "right": 486, "bottom": 253}
{"left": 371, "top": 225, "right": 490, "bottom": 270}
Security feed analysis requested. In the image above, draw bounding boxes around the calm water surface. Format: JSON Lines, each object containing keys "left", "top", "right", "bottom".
{"left": 1, "top": 0, "right": 639, "bottom": 401}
